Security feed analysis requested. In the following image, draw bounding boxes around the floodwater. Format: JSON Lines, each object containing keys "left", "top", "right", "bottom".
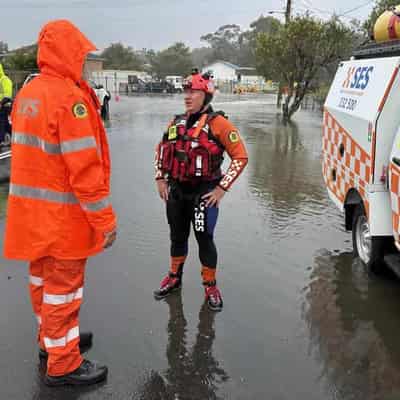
{"left": 1, "top": 94, "right": 400, "bottom": 399}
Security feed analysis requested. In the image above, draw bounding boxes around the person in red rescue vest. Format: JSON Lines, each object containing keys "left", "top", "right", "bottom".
{"left": 154, "top": 70, "right": 248, "bottom": 311}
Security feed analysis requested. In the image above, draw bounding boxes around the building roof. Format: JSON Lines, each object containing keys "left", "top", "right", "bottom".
{"left": 203, "top": 60, "right": 240, "bottom": 70}
{"left": 203, "top": 61, "right": 258, "bottom": 74}
{"left": 87, "top": 53, "right": 105, "bottom": 62}
{"left": 236, "top": 67, "right": 257, "bottom": 75}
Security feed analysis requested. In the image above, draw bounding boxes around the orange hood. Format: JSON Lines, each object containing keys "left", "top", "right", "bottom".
{"left": 37, "top": 20, "right": 96, "bottom": 82}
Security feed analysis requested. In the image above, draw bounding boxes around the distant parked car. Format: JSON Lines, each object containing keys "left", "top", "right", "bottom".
{"left": 145, "top": 80, "right": 175, "bottom": 93}
{"left": 165, "top": 75, "right": 184, "bottom": 93}
{"left": 23, "top": 74, "right": 111, "bottom": 120}
{"left": 128, "top": 75, "right": 147, "bottom": 93}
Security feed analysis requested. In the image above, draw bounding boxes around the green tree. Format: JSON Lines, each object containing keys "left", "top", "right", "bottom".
{"left": 239, "top": 16, "right": 282, "bottom": 66}
{"left": 0, "top": 41, "right": 8, "bottom": 54}
{"left": 363, "top": 0, "right": 399, "bottom": 36}
{"left": 3, "top": 46, "right": 38, "bottom": 70}
{"left": 191, "top": 47, "right": 214, "bottom": 69}
{"left": 200, "top": 24, "right": 242, "bottom": 65}
{"left": 151, "top": 42, "right": 192, "bottom": 78}
{"left": 256, "top": 15, "right": 354, "bottom": 122}
{"left": 101, "top": 43, "right": 143, "bottom": 70}
{"left": 249, "top": 15, "right": 282, "bottom": 36}
{"left": 137, "top": 48, "right": 156, "bottom": 72}
{"left": 199, "top": 18, "right": 282, "bottom": 68}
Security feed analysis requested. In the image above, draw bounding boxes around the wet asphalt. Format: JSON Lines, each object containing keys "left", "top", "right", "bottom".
{"left": 1, "top": 94, "right": 400, "bottom": 400}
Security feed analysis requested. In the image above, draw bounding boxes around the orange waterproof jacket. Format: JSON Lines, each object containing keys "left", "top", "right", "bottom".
{"left": 4, "top": 20, "right": 117, "bottom": 261}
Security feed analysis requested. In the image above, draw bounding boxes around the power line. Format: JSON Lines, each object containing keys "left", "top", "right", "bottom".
{"left": 299, "top": 0, "right": 374, "bottom": 18}
{"left": 300, "top": 0, "right": 333, "bottom": 15}
{"left": 337, "top": 0, "right": 374, "bottom": 17}
{"left": 274, "top": 0, "right": 371, "bottom": 22}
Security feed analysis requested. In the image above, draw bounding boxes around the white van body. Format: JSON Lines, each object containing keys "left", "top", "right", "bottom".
{"left": 323, "top": 42, "right": 400, "bottom": 271}
{"left": 165, "top": 76, "right": 183, "bottom": 92}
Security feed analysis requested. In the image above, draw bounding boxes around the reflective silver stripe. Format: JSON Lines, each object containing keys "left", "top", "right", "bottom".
{"left": 61, "top": 136, "right": 97, "bottom": 154}
{"left": 43, "top": 287, "right": 83, "bottom": 305}
{"left": 12, "top": 132, "right": 61, "bottom": 154}
{"left": 81, "top": 196, "right": 111, "bottom": 212}
{"left": 12, "top": 133, "right": 97, "bottom": 155}
{"left": 0, "top": 151, "right": 11, "bottom": 160}
{"left": 44, "top": 326, "right": 79, "bottom": 349}
{"left": 29, "top": 275, "right": 43, "bottom": 286}
{"left": 36, "top": 315, "right": 42, "bottom": 325}
{"left": 10, "top": 184, "right": 78, "bottom": 205}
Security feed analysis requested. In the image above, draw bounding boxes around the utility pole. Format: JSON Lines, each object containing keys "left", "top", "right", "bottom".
{"left": 277, "top": 0, "right": 292, "bottom": 108}
{"left": 285, "top": 0, "right": 292, "bottom": 25}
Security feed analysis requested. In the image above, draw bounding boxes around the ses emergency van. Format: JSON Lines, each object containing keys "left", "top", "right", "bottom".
{"left": 322, "top": 40, "right": 400, "bottom": 273}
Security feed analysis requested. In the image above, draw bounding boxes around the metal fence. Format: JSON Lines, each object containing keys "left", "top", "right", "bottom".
{"left": 92, "top": 75, "right": 123, "bottom": 94}
{"left": 214, "top": 79, "right": 278, "bottom": 94}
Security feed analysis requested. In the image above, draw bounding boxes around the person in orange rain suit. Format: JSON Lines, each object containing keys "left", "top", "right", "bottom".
{"left": 154, "top": 71, "right": 248, "bottom": 311}
{"left": 3, "top": 20, "right": 117, "bottom": 387}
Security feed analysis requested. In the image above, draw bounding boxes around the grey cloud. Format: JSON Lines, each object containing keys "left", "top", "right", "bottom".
{"left": 2, "top": 0, "right": 374, "bottom": 50}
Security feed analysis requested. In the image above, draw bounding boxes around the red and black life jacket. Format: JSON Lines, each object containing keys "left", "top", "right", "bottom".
{"left": 158, "top": 112, "right": 225, "bottom": 182}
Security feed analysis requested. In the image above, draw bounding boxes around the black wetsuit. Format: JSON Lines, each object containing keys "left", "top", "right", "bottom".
{"left": 167, "top": 108, "right": 219, "bottom": 269}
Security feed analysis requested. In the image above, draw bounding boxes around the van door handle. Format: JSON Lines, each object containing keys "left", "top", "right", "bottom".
{"left": 392, "top": 157, "right": 400, "bottom": 167}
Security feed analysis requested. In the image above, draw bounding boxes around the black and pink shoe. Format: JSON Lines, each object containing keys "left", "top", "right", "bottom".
{"left": 154, "top": 272, "right": 182, "bottom": 299}
{"left": 204, "top": 282, "right": 223, "bottom": 312}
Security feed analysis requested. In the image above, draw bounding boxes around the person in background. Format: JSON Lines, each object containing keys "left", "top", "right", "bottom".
{"left": 0, "top": 63, "right": 13, "bottom": 145}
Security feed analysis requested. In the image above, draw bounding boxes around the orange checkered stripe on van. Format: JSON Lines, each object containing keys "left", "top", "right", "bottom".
{"left": 322, "top": 111, "right": 371, "bottom": 215}
{"left": 390, "top": 164, "right": 400, "bottom": 234}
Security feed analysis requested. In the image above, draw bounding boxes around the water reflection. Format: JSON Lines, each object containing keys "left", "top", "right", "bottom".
{"left": 0, "top": 183, "right": 8, "bottom": 218}
{"left": 0, "top": 153, "right": 10, "bottom": 184}
{"left": 305, "top": 250, "right": 400, "bottom": 400}
{"left": 138, "top": 294, "right": 229, "bottom": 400}
{"left": 246, "top": 116, "right": 327, "bottom": 237}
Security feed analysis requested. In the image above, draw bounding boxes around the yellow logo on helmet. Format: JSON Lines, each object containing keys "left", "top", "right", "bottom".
{"left": 72, "top": 103, "right": 88, "bottom": 119}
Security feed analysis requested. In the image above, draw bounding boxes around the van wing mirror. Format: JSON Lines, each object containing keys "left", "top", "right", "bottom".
{"left": 392, "top": 157, "right": 400, "bottom": 167}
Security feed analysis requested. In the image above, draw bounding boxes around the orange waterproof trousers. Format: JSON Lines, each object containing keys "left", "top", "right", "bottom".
{"left": 29, "top": 257, "right": 86, "bottom": 376}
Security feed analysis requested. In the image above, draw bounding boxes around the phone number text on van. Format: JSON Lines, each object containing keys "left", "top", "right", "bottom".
{"left": 338, "top": 97, "right": 358, "bottom": 111}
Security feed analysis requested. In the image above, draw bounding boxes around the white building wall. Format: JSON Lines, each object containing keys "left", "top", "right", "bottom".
{"left": 202, "top": 62, "right": 237, "bottom": 81}
{"left": 240, "top": 75, "right": 265, "bottom": 85}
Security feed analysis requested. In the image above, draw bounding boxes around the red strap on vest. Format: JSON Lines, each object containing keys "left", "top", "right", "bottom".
{"left": 388, "top": 13, "right": 400, "bottom": 40}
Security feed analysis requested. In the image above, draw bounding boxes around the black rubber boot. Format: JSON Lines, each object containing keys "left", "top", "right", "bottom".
{"left": 44, "top": 359, "right": 108, "bottom": 387}
{"left": 154, "top": 271, "right": 182, "bottom": 300}
{"left": 39, "top": 331, "right": 93, "bottom": 360}
{"left": 204, "top": 281, "right": 223, "bottom": 312}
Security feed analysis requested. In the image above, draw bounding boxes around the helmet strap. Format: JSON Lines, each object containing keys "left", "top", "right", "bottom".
{"left": 202, "top": 93, "right": 213, "bottom": 110}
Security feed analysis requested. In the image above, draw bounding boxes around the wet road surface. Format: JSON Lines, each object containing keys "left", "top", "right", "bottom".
{"left": 1, "top": 94, "right": 400, "bottom": 399}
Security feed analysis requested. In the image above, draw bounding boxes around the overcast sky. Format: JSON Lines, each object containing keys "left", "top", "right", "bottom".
{"left": 2, "top": 0, "right": 375, "bottom": 50}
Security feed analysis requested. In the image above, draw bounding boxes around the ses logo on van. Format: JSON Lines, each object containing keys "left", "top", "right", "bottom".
{"left": 342, "top": 66, "right": 374, "bottom": 90}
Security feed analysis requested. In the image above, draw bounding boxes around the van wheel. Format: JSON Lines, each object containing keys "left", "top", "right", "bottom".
{"left": 101, "top": 98, "right": 110, "bottom": 120}
{"left": 352, "top": 204, "right": 385, "bottom": 272}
